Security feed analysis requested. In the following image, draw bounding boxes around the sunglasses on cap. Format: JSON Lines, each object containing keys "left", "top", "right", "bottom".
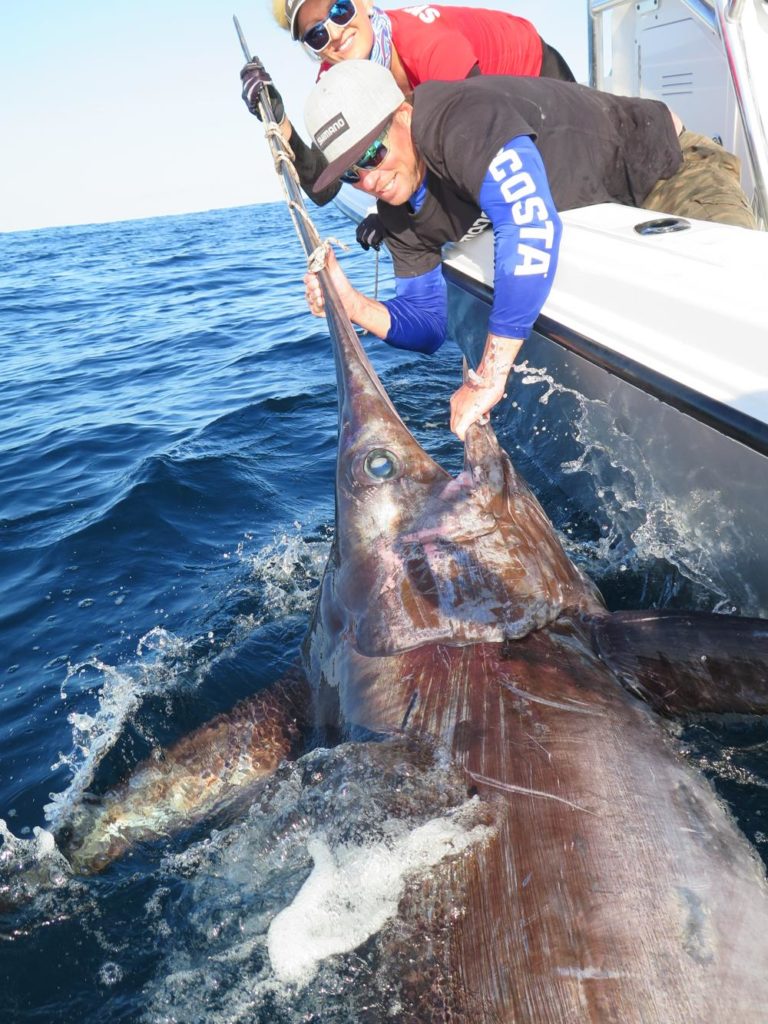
{"left": 339, "top": 127, "right": 392, "bottom": 184}
{"left": 302, "top": 0, "right": 357, "bottom": 54}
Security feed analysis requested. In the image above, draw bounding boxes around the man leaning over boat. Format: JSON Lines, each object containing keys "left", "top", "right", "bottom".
{"left": 299, "top": 61, "right": 756, "bottom": 440}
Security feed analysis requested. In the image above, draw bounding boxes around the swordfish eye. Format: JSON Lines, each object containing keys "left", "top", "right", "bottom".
{"left": 363, "top": 448, "right": 400, "bottom": 482}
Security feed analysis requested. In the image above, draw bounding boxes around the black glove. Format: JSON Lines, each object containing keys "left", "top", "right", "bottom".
{"left": 356, "top": 213, "right": 385, "bottom": 252}
{"left": 240, "top": 59, "right": 285, "bottom": 125}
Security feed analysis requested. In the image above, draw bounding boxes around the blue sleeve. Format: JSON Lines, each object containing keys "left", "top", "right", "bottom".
{"left": 382, "top": 265, "right": 447, "bottom": 354}
{"left": 479, "top": 135, "right": 562, "bottom": 339}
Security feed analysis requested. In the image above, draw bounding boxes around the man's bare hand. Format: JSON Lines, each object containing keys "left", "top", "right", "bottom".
{"left": 303, "top": 248, "right": 359, "bottom": 320}
{"left": 450, "top": 374, "right": 507, "bottom": 440}
{"left": 449, "top": 333, "right": 523, "bottom": 440}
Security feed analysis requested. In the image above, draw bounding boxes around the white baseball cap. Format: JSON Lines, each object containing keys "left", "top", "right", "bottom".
{"left": 304, "top": 61, "right": 404, "bottom": 191}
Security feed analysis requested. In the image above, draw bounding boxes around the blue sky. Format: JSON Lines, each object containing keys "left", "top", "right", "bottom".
{"left": 0, "top": 1, "right": 588, "bottom": 232}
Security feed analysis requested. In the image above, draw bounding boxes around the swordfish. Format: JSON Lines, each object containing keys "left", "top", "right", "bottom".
{"left": 56, "top": 269, "right": 768, "bottom": 1021}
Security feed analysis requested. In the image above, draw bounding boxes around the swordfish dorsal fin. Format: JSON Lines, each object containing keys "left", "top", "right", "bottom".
{"left": 593, "top": 610, "right": 768, "bottom": 715}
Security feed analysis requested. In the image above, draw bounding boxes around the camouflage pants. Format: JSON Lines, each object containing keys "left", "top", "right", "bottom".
{"left": 642, "top": 130, "right": 757, "bottom": 229}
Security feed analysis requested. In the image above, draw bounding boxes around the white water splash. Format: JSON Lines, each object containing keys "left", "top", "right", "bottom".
{"left": 244, "top": 525, "right": 330, "bottom": 621}
{"left": 0, "top": 819, "right": 72, "bottom": 906}
{"left": 45, "top": 658, "right": 147, "bottom": 831}
{"left": 268, "top": 813, "right": 492, "bottom": 987}
{"left": 142, "top": 739, "right": 493, "bottom": 1022}
{"left": 511, "top": 361, "right": 737, "bottom": 606}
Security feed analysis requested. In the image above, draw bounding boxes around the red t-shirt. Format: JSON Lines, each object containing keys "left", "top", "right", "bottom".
{"left": 389, "top": 5, "right": 543, "bottom": 84}
{"left": 320, "top": 4, "right": 543, "bottom": 83}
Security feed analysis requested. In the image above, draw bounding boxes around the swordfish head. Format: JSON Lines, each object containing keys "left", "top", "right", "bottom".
{"left": 306, "top": 276, "right": 604, "bottom": 686}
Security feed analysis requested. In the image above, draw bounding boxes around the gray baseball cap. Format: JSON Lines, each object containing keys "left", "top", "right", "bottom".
{"left": 304, "top": 61, "right": 404, "bottom": 191}
{"left": 285, "top": 0, "right": 308, "bottom": 40}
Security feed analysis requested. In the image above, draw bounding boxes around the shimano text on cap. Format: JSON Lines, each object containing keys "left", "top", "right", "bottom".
{"left": 315, "top": 114, "right": 350, "bottom": 151}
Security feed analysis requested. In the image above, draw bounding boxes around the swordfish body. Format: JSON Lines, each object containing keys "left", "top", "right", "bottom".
{"left": 53, "top": 270, "right": 768, "bottom": 1019}
{"left": 296, "top": 277, "right": 768, "bottom": 1020}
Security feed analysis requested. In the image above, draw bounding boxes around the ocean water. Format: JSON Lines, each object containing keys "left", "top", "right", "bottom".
{"left": 1, "top": 202, "right": 766, "bottom": 1021}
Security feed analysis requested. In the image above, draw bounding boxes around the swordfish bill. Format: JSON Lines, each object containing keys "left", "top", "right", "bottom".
{"left": 303, "top": 269, "right": 768, "bottom": 1021}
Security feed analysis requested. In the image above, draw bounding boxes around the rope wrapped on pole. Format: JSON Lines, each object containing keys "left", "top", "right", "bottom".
{"left": 232, "top": 15, "right": 346, "bottom": 273}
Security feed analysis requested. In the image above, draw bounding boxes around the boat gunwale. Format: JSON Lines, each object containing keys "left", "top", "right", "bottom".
{"left": 444, "top": 263, "right": 768, "bottom": 459}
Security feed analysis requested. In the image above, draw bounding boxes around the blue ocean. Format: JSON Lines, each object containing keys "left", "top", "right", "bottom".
{"left": 2, "top": 202, "right": 766, "bottom": 1021}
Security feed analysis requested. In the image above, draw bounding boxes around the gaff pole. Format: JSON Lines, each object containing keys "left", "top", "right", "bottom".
{"left": 232, "top": 14, "right": 325, "bottom": 263}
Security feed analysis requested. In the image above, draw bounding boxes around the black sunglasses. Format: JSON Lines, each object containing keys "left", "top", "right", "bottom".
{"left": 302, "top": 0, "right": 357, "bottom": 53}
{"left": 340, "top": 127, "right": 391, "bottom": 184}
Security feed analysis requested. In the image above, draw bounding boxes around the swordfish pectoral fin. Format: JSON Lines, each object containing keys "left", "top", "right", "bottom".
{"left": 57, "top": 667, "right": 313, "bottom": 875}
{"left": 592, "top": 611, "right": 768, "bottom": 716}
